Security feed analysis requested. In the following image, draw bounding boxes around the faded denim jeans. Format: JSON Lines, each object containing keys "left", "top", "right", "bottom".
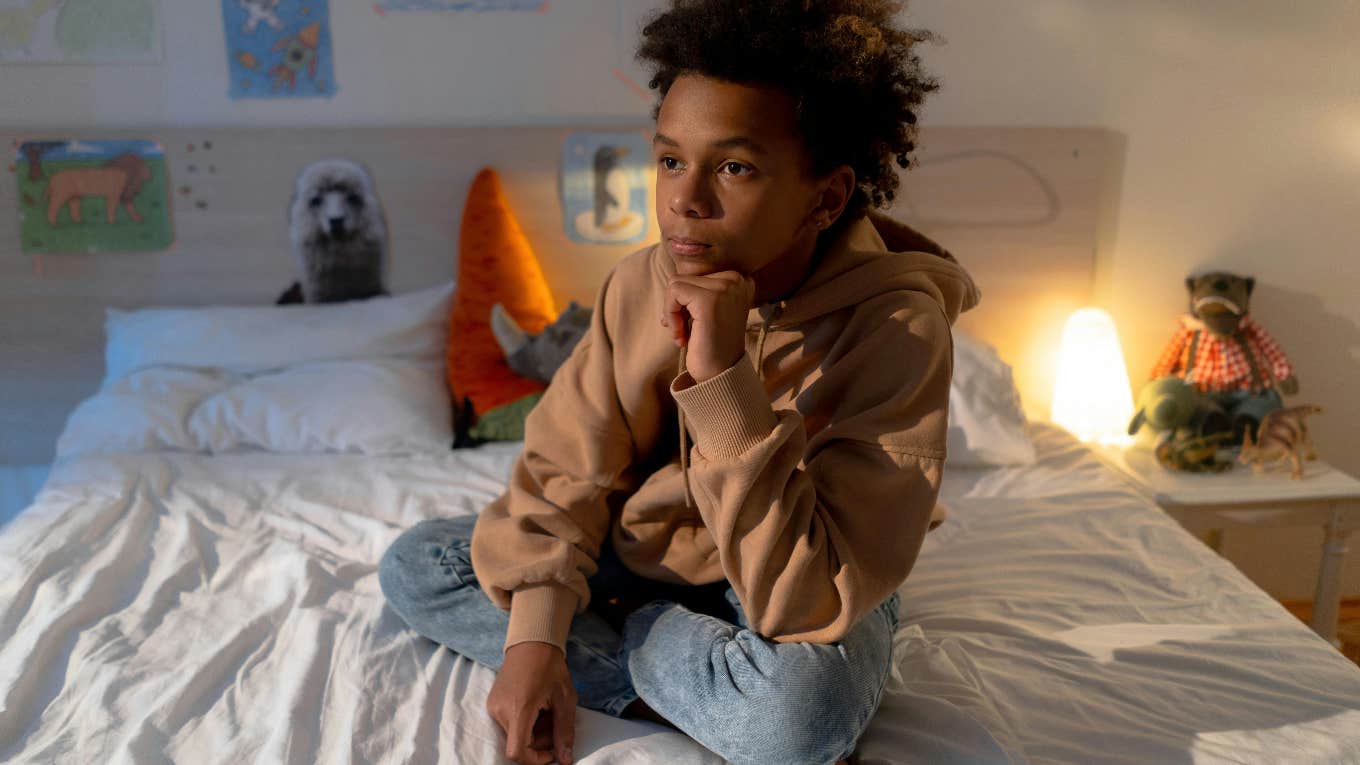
{"left": 379, "top": 514, "right": 901, "bottom": 765}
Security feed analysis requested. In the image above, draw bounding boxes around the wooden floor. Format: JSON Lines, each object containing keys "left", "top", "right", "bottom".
{"left": 1281, "top": 598, "right": 1360, "bottom": 665}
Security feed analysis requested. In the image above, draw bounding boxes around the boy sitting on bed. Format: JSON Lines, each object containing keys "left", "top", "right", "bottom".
{"left": 380, "top": 2, "right": 978, "bottom": 763}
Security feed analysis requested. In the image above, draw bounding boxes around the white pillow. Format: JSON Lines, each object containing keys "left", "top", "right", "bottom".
{"left": 57, "top": 284, "right": 456, "bottom": 458}
{"left": 946, "top": 330, "right": 1037, "bottom": 467}
{"left": 188, "top": 359, "right": 451, "bottom": 455}
{"left": 56, "top": 367, "right": 233, "bottom": 457}
{"left": 103, "top": 281, "right": 455, "bottom": 383}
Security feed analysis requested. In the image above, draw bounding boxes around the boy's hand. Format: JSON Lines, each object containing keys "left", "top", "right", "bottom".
{"left": 486, "top": 641, "right": 576, "bottom": 765}
{"left": 663, "top": 270, "right": 755, "bottom": 383}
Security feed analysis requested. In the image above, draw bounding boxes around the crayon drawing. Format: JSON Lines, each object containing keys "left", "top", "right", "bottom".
{"left": 16, "top": 139, "right": 173, "bottom": 254}
{"left": 222, "top": 0, "right": 335, "bottom": 99}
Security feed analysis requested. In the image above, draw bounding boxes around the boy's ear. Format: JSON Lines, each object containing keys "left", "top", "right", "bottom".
{"left": 812, "top": 165, "right": 856, "bottom": 229}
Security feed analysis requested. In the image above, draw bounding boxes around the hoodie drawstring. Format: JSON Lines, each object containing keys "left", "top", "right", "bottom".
{"left": 754, "top": 316, "right": 770, "bottom": 382}
{"left": 677, "top": 345, "right": 694, "bottom": 510}
{"left": 676, "top": 312, "right": 774, "bottom": 511}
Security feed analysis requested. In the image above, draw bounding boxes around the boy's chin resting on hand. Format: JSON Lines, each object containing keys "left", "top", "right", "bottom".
{"left": 663, "top": 269, "right": 754, "bottom": 383}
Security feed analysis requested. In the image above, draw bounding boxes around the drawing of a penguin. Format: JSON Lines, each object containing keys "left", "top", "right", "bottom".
{"left": 592, "top": 145, "right": 632, "bottom": 230}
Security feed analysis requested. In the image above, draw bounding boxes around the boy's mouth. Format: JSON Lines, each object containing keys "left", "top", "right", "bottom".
{"left": 667, "top": 237, "right": 711, "bottom": 257}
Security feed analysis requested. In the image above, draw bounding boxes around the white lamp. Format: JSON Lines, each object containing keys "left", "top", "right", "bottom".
{"left": 1051, "top": 307, "right": 1135, "bottom": 446}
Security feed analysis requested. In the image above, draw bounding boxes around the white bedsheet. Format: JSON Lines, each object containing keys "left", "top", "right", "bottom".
{"left": 3, "top": 425, "right": 1359, "bottom": 764}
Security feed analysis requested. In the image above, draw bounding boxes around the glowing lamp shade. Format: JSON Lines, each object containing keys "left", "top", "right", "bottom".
{"left": 1051, "top": 307, "right": 1135, "bottom": 445}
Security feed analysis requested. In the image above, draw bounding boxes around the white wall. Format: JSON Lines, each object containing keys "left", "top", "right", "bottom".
{"left": 904, "top": 0, "right": 1360, "bottom": 601}
{"left": 1, "top": 0, "right": 653, "bottom": 126}
{"left": 4, "top": 0, "right": 1357, "bottom": 601}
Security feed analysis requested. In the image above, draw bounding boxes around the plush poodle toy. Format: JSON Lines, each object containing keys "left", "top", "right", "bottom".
{"left": 1141, "top": 271, "right": 1297, "bottom": 442}
{"left": 276, "top": 158, "right": 390, "bottom": 304}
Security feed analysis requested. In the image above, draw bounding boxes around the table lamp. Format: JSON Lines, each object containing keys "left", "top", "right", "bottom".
{"left": 1051, "top": 307, "right": 1135, "bottom": 446}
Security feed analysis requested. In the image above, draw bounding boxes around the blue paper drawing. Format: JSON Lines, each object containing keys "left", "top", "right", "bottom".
{"left": 221, "top": 0, "right": 335, "bottom": 99}
{"left": 560, "top": 132, "right": 650, "bottom": 245}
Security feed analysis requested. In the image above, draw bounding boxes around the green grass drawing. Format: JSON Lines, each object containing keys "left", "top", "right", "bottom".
{"left": 17, "top": 156, "right": 173, "bottom": 253}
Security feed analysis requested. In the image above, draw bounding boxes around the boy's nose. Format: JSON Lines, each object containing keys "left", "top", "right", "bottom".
{"left": 669, "top": 176, "right": 715, "bottom": 219}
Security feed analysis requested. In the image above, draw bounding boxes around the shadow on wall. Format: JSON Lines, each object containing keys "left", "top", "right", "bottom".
{"left": 1247, "top": 283, "right": 1360, "bottom": 478}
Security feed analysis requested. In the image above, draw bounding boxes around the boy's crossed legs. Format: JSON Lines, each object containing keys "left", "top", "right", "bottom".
{"left": 379, "top": 515, "right": 899, "bottom": 765}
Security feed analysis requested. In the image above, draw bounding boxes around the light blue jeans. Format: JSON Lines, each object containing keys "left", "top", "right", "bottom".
{"left": 379, "top": 514, "right": 901, "bottom": 765}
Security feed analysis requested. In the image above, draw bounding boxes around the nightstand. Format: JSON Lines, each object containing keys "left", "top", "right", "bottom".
{"left": 1093, "top": 444, "right": 1360, "bottom": 646}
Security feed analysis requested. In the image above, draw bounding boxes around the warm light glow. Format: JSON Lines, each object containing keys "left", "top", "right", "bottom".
{"left": 1051, "top": 307, "right": 1135, "bottom": 446}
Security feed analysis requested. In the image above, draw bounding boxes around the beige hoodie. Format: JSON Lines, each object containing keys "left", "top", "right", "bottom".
{"left": 469, "top": 211, "right": 980, "bottom": 655}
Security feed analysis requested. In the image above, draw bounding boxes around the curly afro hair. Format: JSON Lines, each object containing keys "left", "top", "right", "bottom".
{"left": 636, "top": 0, "right": 939, "bottom": 226}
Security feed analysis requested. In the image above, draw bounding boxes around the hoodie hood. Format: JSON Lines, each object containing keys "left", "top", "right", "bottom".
{"left": 671, "top": 211, "right": 979, "bottom": 510}
{"left": 757, "top": 210, "right": 981, "bottom": 328}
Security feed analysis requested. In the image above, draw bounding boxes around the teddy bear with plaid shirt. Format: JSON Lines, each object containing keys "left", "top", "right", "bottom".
{"left": 1147, "top": 271, "right": 1298, "bottom": 442}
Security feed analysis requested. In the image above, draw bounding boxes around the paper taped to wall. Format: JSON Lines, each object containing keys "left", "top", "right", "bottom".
{"left": 15, "top": 139, "right": 174, "bottom": 254}
{"left": 221, "top": 0, "right": 336, "bottom": 99}
{"left": 560, "top": 132, "right": 650, "bottom": 246}
{"left": 0, "top": 0, "right": 162, "bottom": 63}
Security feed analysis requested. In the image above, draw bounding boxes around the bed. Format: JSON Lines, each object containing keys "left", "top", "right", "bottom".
{"left": 4, "top": 387, "right": 1359, "bottom": 763}
{"left": 3, "top": 125, "right": 1359, "bottom": 764}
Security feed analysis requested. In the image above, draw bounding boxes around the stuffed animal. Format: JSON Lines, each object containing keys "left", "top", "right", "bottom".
{"left": 1144, "top": 271, "right": 1297, "bottom": 442}
{"left": 1128, "top": 376, "right": 1213, "bottom": 437}
{"left": 453, "top": 301, "right": 593, "bottom": 446}
{"left": 490, "top": 300, "right": 592, "bottom": 384}
{"left": 1239, "top": 405, "right": 1322, "bottom": 479}
{"left": 276, "top": 158, "right": 389, "bottom": 305}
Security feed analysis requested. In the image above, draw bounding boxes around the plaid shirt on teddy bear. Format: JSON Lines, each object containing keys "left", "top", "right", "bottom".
{"left": 1150, "top": 314, "right": 1293, "bottom": 393}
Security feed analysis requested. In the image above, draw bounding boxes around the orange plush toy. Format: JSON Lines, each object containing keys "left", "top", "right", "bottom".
{"left": 447, "top": 168, "right": 558, "bottom": 446}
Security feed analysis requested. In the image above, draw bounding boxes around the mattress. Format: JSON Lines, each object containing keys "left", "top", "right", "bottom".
{"left": 2, "top": 423, "right": 1358, "bottom": 764}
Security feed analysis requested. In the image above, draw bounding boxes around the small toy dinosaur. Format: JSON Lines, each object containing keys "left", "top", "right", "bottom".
{"left": 1238, "top": 405, "right": 1322, "bottom": 479}
{"left": 1156, "top": 432, "right": 1233, "bottom": 473}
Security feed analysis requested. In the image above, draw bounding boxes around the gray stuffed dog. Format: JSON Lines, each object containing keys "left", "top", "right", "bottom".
{"left": 277, "top": 158, "right": 390, "bottom": 304}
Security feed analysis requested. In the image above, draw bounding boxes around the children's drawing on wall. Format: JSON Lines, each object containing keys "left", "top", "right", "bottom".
{"left": 374, "top": 0, "right": 546, "bottom": 12}
{"left": 560, "top": 132, "right": 649, "bottom": 245}
{"left": 221, "top": 0, "right": 335, "bottom": 99}
{"left": 15, "top": 139, "right": 173, "bottom": 254}
{"left": 0, "top": 0, "right": 162, "bottom": 63}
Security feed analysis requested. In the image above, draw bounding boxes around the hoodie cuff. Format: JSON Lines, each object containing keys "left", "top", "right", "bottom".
{"left": 504, "top": 581, "right": 580, "bottom": 656}
{"left": 671, "top": 354, "right": 778, "bottom": 460}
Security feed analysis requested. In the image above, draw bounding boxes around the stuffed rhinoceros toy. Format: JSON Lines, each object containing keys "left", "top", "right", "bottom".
{"left": 489, "top": 301, "right": 593, "bottom": 384}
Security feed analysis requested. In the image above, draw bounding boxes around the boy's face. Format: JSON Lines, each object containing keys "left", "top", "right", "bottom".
{"left": 652, "top": 75, "right": 832, "bottom": 280}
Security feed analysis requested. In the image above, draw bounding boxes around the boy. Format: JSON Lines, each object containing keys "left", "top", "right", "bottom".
{"left": 380, "top": 2, "right": 979, "bottom": 763}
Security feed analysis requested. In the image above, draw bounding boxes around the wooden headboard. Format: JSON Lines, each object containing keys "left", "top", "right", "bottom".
{"left": 0, "top": 125, "right": 1123, "bottom": 463}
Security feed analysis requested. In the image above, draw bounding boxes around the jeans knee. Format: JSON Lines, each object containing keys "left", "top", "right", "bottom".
{"left": 711, "top": 684, "right": 863, "bottom": 765}
{"left": 758, "top": 670, "right": 864, "bottom": 764}
{"left": 379, "top": 517, "right": 477, "bottom": 615}
{"left": 692, "top": 638, "right": 868, "bottom": 763}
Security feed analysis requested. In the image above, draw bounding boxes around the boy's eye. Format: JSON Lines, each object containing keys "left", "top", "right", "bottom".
{"left": 659, "top": 156, "right": 682, "bottom": 172}
{"left": 720, "top": 162, "right": 751, "bottom": 177}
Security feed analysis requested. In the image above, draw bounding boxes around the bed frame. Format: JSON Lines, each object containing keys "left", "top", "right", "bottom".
{"left": 0, "top": 125, "right": 1124, "bottom": 463}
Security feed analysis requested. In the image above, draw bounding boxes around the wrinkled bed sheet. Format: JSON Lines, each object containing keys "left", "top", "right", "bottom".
{"left": 3, "top": 424, "right": 1358, "bottom": 764}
